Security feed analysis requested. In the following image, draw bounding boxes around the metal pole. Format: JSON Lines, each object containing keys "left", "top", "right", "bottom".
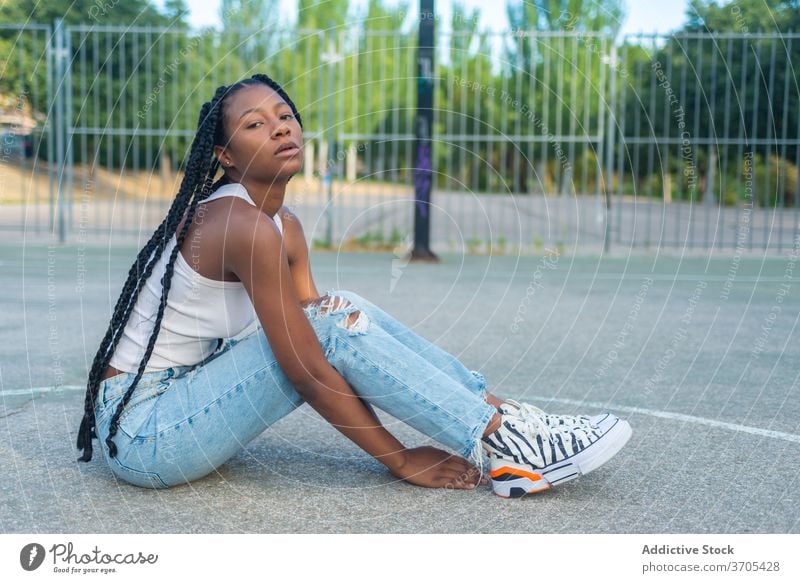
{"left": 603, "top": 42, "right": 617, "bottom": 255}
{"left": 53, "top": 18, "right": 67, "bottom": 243}
{"left": 318, "top": 26, "right": 339, "bottom": 247}
{"left": 322, "top": 26, "right": 337, "bottom": 247}
{"left": 411, "top": 0, "right": 438, "bottom": 261}
{"left": 46, "top": 23, "right": 55, "bottom": 236}
{"left": 65, "top": 24, "right": 74, "bottom": 238}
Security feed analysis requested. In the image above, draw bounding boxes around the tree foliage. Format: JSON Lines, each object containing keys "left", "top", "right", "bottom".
{"left": 620, "top": 0, "right": 800, "bottom": 205}
{"left": 1, "top": 0, "right": 797, "bottom": 206}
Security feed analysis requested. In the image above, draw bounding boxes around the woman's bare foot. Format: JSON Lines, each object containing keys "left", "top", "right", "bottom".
{"left": 482, "top": 412, "right": 502, "bottom": 436}
{"left": 485, "top": 392, "right": 505, "bottom": 409}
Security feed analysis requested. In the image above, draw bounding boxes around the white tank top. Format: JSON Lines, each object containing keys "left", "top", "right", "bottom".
{"left": 109, "top": 182, "right": 282, "bottom": 372}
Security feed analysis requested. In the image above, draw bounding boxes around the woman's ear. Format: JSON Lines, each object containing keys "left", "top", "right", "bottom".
{"left": 214, "top": 145, "right": 232, "bottom": 168}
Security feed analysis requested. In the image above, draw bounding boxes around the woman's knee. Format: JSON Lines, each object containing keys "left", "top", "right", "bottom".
{"left": 325, "top": 288, "right": 367, "bottom": 307}
{"left": 305, "top": 291, "right": 371, "bottom": 336}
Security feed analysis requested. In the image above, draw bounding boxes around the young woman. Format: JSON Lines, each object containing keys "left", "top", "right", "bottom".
{"left": 76, "top": 73, "right": 631, "bottom": 498}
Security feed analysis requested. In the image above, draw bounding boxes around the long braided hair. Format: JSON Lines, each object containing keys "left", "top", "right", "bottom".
{"left": 76, "top": 73, "right": 304, "bottom": 463}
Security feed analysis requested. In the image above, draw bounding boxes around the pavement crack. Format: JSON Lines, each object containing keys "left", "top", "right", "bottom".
{"left": 0, "top": 399, "right": 33, "bottom": 419}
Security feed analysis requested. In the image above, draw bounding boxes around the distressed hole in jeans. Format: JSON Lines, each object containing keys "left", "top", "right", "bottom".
{"left": 339, "top": 309, "right": 369, "bottom": 334}
{"left": 305, "top": 294, "right": 370, "bottom": 335}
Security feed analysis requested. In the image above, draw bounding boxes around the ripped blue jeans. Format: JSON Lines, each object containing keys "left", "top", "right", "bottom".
{"left": 92, "top": 289, "right": 498, "bottom": 489}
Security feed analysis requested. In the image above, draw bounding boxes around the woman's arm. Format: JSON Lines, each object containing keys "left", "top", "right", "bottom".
{"left": 224, "top": 206, "right": 406, "bottom": 468}
{"left": 278, "top": 206, "right": 319, "bottom": 303}
{"left": 222, "top": 207, "right": 483, "bottom": 489}
{"left": 278, "top": 207, "right": 393, "bottom": 427}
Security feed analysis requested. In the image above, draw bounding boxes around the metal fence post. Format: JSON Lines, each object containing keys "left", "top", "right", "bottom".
{"left": 411, "top": 0, "right": 437, "bottom": 261}
{"left": 52, "top": 17, "right": 67, "bottom": 243}
{"left": 321, "top": 24, "right": 339, "bottom": 247}
{"left": 65, "top": 24, "right": 74, "bottom": 238}
{"left": 603, "top": 42, "right": 618, "bottom": 254}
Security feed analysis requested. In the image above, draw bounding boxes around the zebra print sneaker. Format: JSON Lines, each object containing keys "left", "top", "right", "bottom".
{"left": 499, "top": 399, "right": 616, "bottom": 433}
{"left": 481, "top": 405, "right": 632, "bottom": 498}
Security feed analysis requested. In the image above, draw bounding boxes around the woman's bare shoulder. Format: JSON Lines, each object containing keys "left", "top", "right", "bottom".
{"left": 277, "top": 204, "right": 300, "bottom": 225}
{"left": 202, "top": 199, "right": 281, "bottom": 258}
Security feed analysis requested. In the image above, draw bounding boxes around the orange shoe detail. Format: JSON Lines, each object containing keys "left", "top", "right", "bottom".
{"left": 489, "top": 466, "right": 544, "bottom": 481}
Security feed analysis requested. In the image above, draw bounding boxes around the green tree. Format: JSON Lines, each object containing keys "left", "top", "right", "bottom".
{"left": 0, "top": 0, "right": 174, "bottom": 26}
{"left": 501, "top": 0, "right": 625, "bottom": 194}
{"left": 297, "top": 0, "right": 351, "bottom": 30}
{"left": 507, "top": 0, "right": 624, "bottom": 35}
{"left": 620, "top": 0, "right": 800, "bottom": 205}
{"left": 0, "top": 0, "right": 191, "bottom": 169}
{"left": 684, "top": 0, "right": 800, "bottom": 32}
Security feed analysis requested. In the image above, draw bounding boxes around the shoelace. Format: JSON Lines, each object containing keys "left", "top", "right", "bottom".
{"left": 506, "top": 399, "right": 593, "bottom": 428}
{"left": 506, "top": 404, "right": 554, "bottom": 443}
{"left": 507, "top": 401, "right": 595, "bottom": 447}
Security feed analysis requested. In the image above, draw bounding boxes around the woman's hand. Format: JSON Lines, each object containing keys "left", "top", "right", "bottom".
{"left": 387, "top": 446, "right": 488, "bottom": 490}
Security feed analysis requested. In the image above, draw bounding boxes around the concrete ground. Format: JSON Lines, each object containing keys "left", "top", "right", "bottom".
{"left": 1, "top": 240, "right": 798, "bottom": 533}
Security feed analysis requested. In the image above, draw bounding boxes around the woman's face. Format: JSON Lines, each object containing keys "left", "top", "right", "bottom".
{"left": 214, "top": 84, "right": 303, "bottom": 181}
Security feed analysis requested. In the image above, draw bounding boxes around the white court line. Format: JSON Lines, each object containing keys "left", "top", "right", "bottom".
{"left": 540, "top": 397, "right": 800, "bottom": 445}
{"left": 1, "top": 385, "right": 85, "bottom": 397}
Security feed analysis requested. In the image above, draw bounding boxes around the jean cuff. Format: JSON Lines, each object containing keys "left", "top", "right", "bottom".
{"left": 463, "top": 401, "right": 497, "bottom": 486}
{"left": 469, "top": 370, "right": 488, "bottom": 398}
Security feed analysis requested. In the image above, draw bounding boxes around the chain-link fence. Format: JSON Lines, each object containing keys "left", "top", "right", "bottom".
{"left": 1, "top": 20, "right": 797, "bottom": 254}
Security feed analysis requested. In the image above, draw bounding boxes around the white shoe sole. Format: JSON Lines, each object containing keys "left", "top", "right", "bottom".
{"left": 488, "top": 417, "right": 632, "bottom": 498}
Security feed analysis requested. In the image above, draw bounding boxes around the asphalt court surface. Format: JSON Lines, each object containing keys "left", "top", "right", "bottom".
{"left": 1, "top": 241, "right": 798, "bottom": 533}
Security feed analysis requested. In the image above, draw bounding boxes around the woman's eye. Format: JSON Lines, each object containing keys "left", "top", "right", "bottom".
{"left": 247, "top": 115, "right": 292, "bottom": 128}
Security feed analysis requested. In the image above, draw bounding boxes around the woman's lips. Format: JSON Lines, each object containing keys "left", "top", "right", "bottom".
{"left": 274, "top": 146, "right": 301, "bottom": 157}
